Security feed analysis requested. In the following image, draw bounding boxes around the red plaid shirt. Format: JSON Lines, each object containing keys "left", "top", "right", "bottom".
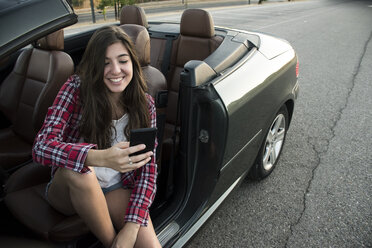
{"left": 32, "top": 75, "right": 157, "bottom": 226}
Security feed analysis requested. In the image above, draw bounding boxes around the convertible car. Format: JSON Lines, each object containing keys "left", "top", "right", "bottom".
{"left": 0, "top": 0, "right": 299, "bottom": 247}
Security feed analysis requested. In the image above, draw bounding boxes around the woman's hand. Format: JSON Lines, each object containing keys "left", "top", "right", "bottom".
{"left": 86, "top": 142, "right": 153, "bottom": 173}
{"left": 110, "top": 222, "right": 140, "bottom": 248}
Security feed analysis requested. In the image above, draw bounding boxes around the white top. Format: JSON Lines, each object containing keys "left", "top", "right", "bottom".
{"left": 81, "top": 114, "right": 128, "bottom": 188}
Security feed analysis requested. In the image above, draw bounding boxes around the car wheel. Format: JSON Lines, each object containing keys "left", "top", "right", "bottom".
{"left": 249, "top": 105, "right": 289, "bottom": 180}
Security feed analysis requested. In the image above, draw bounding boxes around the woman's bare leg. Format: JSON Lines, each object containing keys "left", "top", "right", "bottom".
{"left": 104, "top": 188, "right": 131, "bottom": 229}
{"left": 134, "top": 217, "right": 161, "bottom": 248}
{"left": 47, "top": 168, "right": 116, "bottom": 247}
{"left": 105, "top": 188, "right": 161, "bottom": 248}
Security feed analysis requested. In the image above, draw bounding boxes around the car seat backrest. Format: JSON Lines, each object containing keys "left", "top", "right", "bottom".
{"left": 119, "top": 24, "right": 167, "bottom": 98}
{"left": 120, "top": 5, "right": 148, "bottom": 27}
{"left": 119, "top": 5, "right": 165, "bottom": 73}
{"left": 0, "top": 49, "right": 32, "bottom": 124}
{"left": 120, "top": 24, "right": 151, "bottom": 66}
{"left": 0, "top": 30, "right": 74, "bottom": 143}
{"left": 165, "top": 9, "right": 223, "bottom": 136}
{"left": 32, "top": 30, "right": 75, "bottom": 135}
{"left": 180, "top": 8, "right": 215, "bottom": 38}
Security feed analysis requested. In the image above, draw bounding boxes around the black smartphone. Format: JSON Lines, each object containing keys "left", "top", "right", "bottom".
{"left": 129, "top": 127, "right": 157, "bottom": 156}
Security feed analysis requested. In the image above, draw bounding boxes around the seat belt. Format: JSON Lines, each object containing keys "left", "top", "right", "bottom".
{"left": 148, "top": 31, "right": 178, "bottom": 77}
{"left": 161, "top": 35, "right": 177, "bottom": 77}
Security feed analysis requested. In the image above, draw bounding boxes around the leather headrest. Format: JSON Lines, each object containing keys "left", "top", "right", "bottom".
{"left": 36, "top": 30, "right": 64, "bottom": 51}
{"left": 180, "top": 9, "right": 215, "bottom": 38}
{"left": 120, "top": 5, "right": 148, "bottom": 28}
{"left": 120, "top": 24, "right": 151, "bottom": 66}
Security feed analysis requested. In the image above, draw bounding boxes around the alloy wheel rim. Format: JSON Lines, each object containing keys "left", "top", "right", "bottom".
{"left": 262, "top": 113, "right": 286, "bottom": 171}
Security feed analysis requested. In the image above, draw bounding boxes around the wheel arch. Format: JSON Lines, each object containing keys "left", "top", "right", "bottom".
{"left": 284, "top": 99, "right": 294, "bottom": 127}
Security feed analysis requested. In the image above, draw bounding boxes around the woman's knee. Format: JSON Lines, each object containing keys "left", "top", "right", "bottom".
{"left": 48, "top": 168, "right": 100, "bottom": 214}
{"left": 55, "top": 167, "right": 98, "bottom": 191}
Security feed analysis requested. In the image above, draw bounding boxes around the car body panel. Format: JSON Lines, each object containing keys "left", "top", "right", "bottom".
{"left": 210, "top": 46, "right": 297, "bottom": 209}
{"left": 254, "top": 32, "right": 294, "bottom": 59}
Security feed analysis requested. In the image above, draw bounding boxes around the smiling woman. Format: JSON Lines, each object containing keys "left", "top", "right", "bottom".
{"left": 31, "top": 26, "right": 160, "bottom": 248}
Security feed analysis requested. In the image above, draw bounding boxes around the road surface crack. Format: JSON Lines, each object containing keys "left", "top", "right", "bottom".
{"left": 284, "top": 30, "right": 372, "bottom": 248}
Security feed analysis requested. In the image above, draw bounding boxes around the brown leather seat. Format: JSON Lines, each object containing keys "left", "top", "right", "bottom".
{"left": 155, "top": 9, "right": 223, "bottom": 201}
{"left": 4, "top": 25, "right": 166, "bottom": 243}
{"left": 120, "top": 5, "right": 148, "bottom": 27}
{"left": 165, "top": 8, "right": 223, "bottom": 140}
{"left": 119, "top": 24, "right": 167, "bottom": 99}
{"left": 0, "top": 30, "right": 74, "bottom": 172}
{"left": 119, "top": 5, "right": 163, "bottom": 71}
{"left": 4, "top": 162, "right": 88, "bottom": 241}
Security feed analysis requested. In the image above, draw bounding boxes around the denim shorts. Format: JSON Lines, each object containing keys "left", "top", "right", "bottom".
{"left": 101, "top": 182, "right": 124, "bottom": 194}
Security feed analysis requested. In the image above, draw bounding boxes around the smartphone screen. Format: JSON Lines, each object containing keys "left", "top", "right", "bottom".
{"left": 129, "top": 127, "right": 157, "bottom": 156}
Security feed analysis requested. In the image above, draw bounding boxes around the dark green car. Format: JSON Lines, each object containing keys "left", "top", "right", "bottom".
{"left": 0, "top": 0, "right": 299, "bottom": 247}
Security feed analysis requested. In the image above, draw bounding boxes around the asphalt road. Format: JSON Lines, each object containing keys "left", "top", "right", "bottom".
{"left": 149, "top": 0, "right": 372, "bottom": 247}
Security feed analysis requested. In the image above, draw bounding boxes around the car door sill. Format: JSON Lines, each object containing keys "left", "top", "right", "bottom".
{"left": 171, "top": 174, "right": 245, "bottom": 248}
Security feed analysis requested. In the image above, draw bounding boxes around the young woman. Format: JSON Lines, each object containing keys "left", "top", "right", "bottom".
{"left": 32, "top": 26, "right": 161, "bottom": 248}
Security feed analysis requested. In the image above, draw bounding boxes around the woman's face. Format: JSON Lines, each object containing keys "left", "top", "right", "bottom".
{"left": 103, "top": 41, "right": 133, "bottom": 100}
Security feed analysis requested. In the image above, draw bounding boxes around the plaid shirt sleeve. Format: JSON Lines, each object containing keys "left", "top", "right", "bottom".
{"left": 124, "top": 94, "right": 158, "bottom": 226}
{"left": 32, "top": 76, "right": 96, "bottom": 173}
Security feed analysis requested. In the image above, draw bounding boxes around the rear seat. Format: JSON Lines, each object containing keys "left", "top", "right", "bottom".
{"left": 120, "top": 5, "right": 171, "bottom": 74}
{"left": 156, "top": 9, "right": 224, "bottom": 200}
{"left": 164, "top": 8, "right": 223, "bottom": 143}
{"left": 120, "top": 5, "right": 148, "bottom": 27}
{"left": 119, "top": 24, "right": 166, "bottom": 103}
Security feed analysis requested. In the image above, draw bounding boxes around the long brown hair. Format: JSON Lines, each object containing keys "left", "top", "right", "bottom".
{"left": 77, "top": 26, "right": 150, "bottom": 149}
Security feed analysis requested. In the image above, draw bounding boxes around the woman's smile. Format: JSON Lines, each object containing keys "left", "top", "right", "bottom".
{"left": 109, "top": 77, "right": 124, "bottom": 83}
{"left": 108, "top": 77, "right": 126, "bottom": 85}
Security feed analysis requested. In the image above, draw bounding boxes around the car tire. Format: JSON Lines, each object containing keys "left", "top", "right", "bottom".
{"left": 249, "top": 105, "right": 289, "bottom": 180}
